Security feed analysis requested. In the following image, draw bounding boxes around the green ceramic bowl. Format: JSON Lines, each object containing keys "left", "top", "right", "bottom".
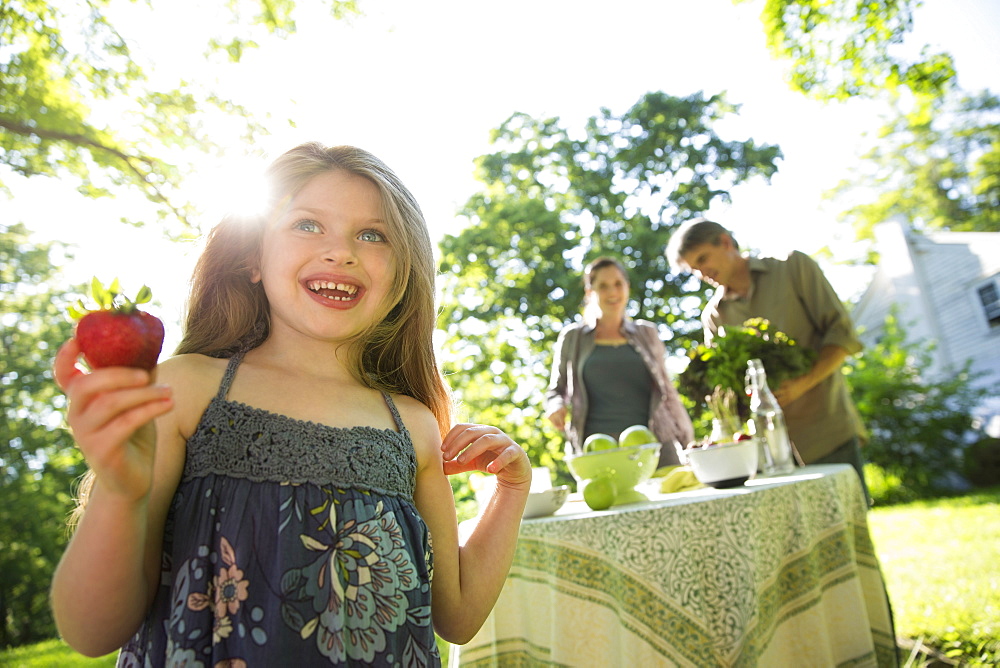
{"left": 566, "top": 442, "right": 662, "bottom": 505}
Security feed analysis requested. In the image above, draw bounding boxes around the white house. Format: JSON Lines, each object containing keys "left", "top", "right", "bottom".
{"left": 851, "top": 219, "right": 1000, "bottom": 437}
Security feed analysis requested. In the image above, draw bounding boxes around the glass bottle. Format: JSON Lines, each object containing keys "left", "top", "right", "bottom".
{"left": 745, "top": 359, "right": 796, "bottom": 475}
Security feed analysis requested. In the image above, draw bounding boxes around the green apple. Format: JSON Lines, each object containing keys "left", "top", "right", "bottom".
{"left": 618, "top": 424, "right": 657, "bottom": 448}
{"left": 583, "top": 475, "right": 618, "bottom": 510}
{"left": 584, "top": 433, "right": 618, "bottom": 453}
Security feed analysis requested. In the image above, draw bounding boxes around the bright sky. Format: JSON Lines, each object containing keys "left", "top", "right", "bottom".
{"left": 8, "top": 0, "right": 1000, "bottom": 353}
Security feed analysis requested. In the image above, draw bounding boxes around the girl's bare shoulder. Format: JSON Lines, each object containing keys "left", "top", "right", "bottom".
{"left": 157, "top": 353, "right": 228, "bottom": 384}
{"left": 391, "top": 394, "right": 443, "bottom": 464}
{"left": 391, "top": 393, "right": 439, "bottom": 434}
{"left": 156, "top": 354, "right": 230, "bottom": 436}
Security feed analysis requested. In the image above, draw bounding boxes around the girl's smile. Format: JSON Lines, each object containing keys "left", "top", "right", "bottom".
{"left": 306, "top": 279, "right": 359, "bottom": 301}
{"left": 304, "top": 276, "right": 363, "bottom": 308}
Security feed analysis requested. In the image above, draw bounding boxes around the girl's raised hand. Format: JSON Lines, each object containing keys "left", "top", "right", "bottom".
{"left": 441, "top": 423, "right": 531, "bottom": 490}
{"left": 53, "top": 339, "right": 174, "bottom": 502}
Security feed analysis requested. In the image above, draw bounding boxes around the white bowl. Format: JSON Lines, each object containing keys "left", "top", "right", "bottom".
{"left": 522, "top": 485, "right": 571, "bottom": 518}
{"left": 686, "top": 439, "right": 758, "bottom": 488}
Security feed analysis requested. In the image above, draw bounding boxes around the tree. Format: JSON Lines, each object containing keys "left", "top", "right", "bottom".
{"left": 0, "top": 224, "right": 88, "bottom": 647}
{"left": 437, "top": 91, "right": 782, "bottom": 471}
{"left": 0, "top": 0, "right": 358, "bottom": 237}
{"left": 831, "top": 89, "right": 1000, "bottom": 238}
{"left": 845, "top": 307, "right": 995, "bottom": 498}
{"left": 736, "top": 0, "right": 955, "bottom": 100}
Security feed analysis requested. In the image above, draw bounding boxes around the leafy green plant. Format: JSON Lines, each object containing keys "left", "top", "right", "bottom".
{"left": 678, "top": 318, "right": 816, "bottom": 420}
{"left": 864, "top": 463, "right": 919, "bottom": 506}
{"left": 1, "top": 225, "right": 89, "bottom": 647}
{"left": 845, "top": 309, "right": 995, "bottom": 496}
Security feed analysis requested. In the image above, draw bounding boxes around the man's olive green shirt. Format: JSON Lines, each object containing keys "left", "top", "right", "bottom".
{"left": 702, "top": 251, "right": 866, "bottom": 462}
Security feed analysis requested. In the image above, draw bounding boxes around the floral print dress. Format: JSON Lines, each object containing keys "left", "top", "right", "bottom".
{"left": 118, "top": 353, "right": 440, "bottom": 667}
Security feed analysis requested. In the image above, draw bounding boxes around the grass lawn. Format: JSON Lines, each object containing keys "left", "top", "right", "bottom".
{"left": 0, "top": 639, "right": 115, "bottom": 667}
{"left": 868, "top": 487, "right": 1000, "bottom": 666}
{"left": 5, "top": 488, "right": 998, "bottom": 667}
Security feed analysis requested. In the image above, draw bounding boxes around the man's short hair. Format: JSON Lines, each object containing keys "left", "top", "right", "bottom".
{"left": 665, "top": 218, "right": 737, "bottom": 273}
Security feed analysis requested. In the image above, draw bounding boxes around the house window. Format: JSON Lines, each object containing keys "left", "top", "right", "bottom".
{"left": 977, "top": 278, "right": 1000, "bottom": 328}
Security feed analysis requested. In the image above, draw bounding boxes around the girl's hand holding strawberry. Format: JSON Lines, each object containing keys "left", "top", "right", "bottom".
{"left": 55, "top": 279, "right": 172, "bottom": 503}
{"left": 53, "top": 338, "right": 173, "bottom": 502}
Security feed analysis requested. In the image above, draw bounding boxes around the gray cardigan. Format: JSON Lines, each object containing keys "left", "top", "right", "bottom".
{"left": 545, "top": 318, "right": 694, "bottom": 468}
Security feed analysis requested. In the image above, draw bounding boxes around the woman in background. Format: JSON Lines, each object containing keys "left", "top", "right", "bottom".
{"left": 545, "top": 256, "right": 693, "bottom": 468}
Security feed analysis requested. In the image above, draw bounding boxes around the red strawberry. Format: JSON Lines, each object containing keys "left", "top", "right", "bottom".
{"left": 70, "top": 278, "right": 165, "bottom": 371}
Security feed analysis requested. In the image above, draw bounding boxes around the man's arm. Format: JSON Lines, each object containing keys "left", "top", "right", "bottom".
{"left": 774, "top": 344, "right": 849, "bottom": 407}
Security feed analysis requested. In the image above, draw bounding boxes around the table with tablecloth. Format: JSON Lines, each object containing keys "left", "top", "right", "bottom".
{"left": 450, "top": 464, "right": 896, "bottom": 667}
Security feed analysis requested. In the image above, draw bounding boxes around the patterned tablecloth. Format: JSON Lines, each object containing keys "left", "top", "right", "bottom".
{"left": 450, "top": 464, "right": 897, "bottom": 667}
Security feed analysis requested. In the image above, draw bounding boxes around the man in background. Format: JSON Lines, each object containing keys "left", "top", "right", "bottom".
{"left": 666, "top": 218, "right": 869, "bottom": 499}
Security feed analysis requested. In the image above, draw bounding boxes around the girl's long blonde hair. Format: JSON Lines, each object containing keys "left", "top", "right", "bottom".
{"left": 71, "top": 143, "right": 452, "bottom": 527}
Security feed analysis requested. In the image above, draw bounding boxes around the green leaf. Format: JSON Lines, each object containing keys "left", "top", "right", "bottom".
{"left": 89, "top": 277, "right": 110, "bottom": 309}
{"left": 134, "top": 285, "right": 152, "bottom": 305}
{"left": 66, "top": 301, "right": 88, "bottom": 320}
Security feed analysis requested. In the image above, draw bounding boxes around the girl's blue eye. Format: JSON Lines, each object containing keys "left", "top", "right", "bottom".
{"left": 295, "top": 220, "right": 320, "bottom": 233}
{"left": 359, "top": 229, "right": 386, "bottom": 243}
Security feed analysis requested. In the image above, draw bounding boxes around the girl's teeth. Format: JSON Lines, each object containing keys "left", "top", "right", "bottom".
{"left": 308, "top": 280, "right": 358, "bottom": 294}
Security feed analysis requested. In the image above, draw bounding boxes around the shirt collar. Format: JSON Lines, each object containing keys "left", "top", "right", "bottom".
{"left": 719, "top": 255, "right": 768, "bottom": 302}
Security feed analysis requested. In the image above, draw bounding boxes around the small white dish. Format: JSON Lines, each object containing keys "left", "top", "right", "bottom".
{"left": 522, "top": 485, "right": 571, "bottom": 518}
{"left": 686, "top": 439, "right": 758, "bottom": 488}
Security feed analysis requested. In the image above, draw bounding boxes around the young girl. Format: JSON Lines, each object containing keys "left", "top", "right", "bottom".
{"left": 50, "top": 142, "right": 531, "bottom": 666}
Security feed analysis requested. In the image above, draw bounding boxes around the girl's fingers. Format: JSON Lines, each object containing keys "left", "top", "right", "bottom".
{"left": 440, "top": 424, "right": 531, "bottom": 485}
{"left": 440, "top": 423, "right": 490, "bottom": 458}
{"left": 484, "top": 445, "right": 516, "bottom": 475}
{"left": 56, "top": 339, "right": 154, "bottom": 399}
{"left": 65, "top": 370, "right": 161, "bottom": 428}
{"left": 52, "top": 339, "right": 84, "bottom": 391}
{"left": 85, "top": 397, "right": 172, "bottom": 454}
{"left": 58, "top": 358, "right": 172, "bottom": 459}
{"left": 441, "top": 425, "right": 506, "bottom": 462}
{"left": 70, "top": 383, "right": 172, "bottom": 434}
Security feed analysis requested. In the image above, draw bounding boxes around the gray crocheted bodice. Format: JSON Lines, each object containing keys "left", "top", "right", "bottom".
{"left": 182, "top": 352, "right": 418, "bottom": 499}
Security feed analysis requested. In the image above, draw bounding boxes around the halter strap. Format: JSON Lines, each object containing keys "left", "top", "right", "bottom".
{"left": 216, "top": 352, "right": 244, "bottom": 400}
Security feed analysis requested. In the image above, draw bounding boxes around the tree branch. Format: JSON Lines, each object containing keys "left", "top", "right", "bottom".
{"left": 0, "top": 117, "right": 192, "bottom": 229}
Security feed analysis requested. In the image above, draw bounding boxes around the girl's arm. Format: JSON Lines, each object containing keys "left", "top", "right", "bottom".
{"left": 404, "top": 403, "right": 531, "bottom": 645}
{"left": 49, "top": 343, "right": 196, "bottom": 656}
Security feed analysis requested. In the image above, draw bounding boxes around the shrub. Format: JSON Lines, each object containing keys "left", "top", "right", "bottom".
{"left": 864, "top": 463, "right": 918, "bottom": 506}
{"left": 846, "top": 309, "right": 995, "bottom": 498}
{"left": 964, "top": 436, "right": 1000, "bottom": 487}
